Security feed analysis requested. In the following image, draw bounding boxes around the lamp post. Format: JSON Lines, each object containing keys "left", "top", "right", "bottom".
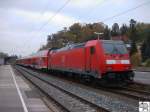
{"left": 94, "top": 32, "right": 104, "bottom": 40}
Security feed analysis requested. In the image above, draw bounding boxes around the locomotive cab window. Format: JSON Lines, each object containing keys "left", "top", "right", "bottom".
{"left": 90, "top": 46, "right": 95, "bottom": 55}
{"left": 102, "top": 41, "right": 127, "bottom": 54}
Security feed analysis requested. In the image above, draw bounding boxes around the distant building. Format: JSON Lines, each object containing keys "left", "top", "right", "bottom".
{"left": 0, "top": 58, "right": 5, "bottom": 65}
{"left": 5, "top": 56, "right": 18, "bottom": 65}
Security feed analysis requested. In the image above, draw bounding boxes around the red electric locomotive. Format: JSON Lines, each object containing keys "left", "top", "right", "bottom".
{"left": 48, "top": 40, "right": 134, "bottom": 85}
{"left": 17, "top": 39, "right": 134, "bottom": 85}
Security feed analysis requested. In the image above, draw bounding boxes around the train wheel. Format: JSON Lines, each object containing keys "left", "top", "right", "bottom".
{"left": 80, "top": 75, "right": 92, "bottom": 85}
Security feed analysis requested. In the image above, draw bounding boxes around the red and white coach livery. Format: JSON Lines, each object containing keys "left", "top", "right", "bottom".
{"left": 17, "top": 50, "right": 49, "bottom": 69}
{"left": 17, "top": 39, "right": 134, "bottom": 85}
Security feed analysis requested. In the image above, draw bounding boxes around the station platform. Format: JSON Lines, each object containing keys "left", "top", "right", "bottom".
{"left": 134, "top": 71, "right": 150, "bottom": 85}
{"left": 0, "top": 65, "right": 50, "bottom": 112}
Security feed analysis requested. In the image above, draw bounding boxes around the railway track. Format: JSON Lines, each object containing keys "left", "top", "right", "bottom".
{"left": 121, "top": 83, "right": 150, "bottom": 100}
{"left": 102, "top": 87, "right": 150, "bottom": 101}
{"left": 109, "top": 81, "right": 150, "bottom": 101}
{"left": 53, "top": 71, "right": 150, "bottom": 101}
{"left": 15, "top": 66, "right": 108, "bottom": 112}
{"left": 77, "top": 80, "right": 150, "bottom": 101}
{"left": 91, "top": 81, "right": 150, "bottom": 101}
{"left": 132, "top": 82, "right": 150, "bottom": 92}
{"left": 16, "top": 65, "right": 150, "bottom": 101}
{"left": 14, "top": 65, "right": 138, "bottom": 112}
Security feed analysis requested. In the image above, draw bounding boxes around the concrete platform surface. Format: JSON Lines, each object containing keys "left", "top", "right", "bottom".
{"left": 0, "top": 65, "right": 50, "bottom": 112}
{"left": 134, "top": 71, "right": 150, "bottom": 85}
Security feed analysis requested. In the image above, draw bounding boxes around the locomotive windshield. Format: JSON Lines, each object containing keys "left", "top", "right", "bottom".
{"left": 102, "top": 41, "right": 127, "bottom": 54}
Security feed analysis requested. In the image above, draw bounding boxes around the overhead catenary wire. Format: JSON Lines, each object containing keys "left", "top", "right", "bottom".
{"left": 33, "top": 0, "right": 51, "bottom": 27}
{"left": 21, "top": 0, "right": 71, "bottom": 56}
{"left": 21, "top": 0, "right": 149, "bottom": 56}
{"left": 101, "top": 0, "right": 150, "bottom": 22}
{"left": 21, "top": 0, "right": 52, "bottom": 53}
{"left": 86, "top": 0, "right": 109, "bottom": 18}
{"left": 37, "top": 0, "right": 71, "bottom": 32}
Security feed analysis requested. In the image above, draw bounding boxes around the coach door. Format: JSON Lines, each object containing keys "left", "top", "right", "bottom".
{"left": 85, "top": 46, "right": 95, "bottom": 72}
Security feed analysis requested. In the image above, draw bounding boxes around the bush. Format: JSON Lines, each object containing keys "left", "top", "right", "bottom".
{"left": 130, "top": 52, "right": 141, "bottom": 67}
{"left": 145, "top": 59, "right": 150, "bottom": 67}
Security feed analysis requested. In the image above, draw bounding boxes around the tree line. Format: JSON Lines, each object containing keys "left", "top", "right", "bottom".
{"left": 40, "top": 19, "right": 150, "bottom": 64}
{"left": 0, "top": 52, "right": 8, "bottom": 58}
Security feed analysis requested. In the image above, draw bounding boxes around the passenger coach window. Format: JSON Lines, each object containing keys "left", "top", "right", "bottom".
{"left": 90, "top": 46, "right": 95, "bottom": 55}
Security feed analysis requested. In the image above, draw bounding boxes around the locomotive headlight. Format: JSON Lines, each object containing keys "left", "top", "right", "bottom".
{"left": 106, "top": 60, "right": 116, "bottom": 64}
{"left": 121, "top": 60, "right": 130, "bottom": 64}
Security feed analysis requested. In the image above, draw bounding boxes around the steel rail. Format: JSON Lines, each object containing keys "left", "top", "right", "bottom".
{"left": 16, "top": 66, "right": 150, "bottom": 102}
{"left": 15, "top": 66, "right": 108, "bottom": 112}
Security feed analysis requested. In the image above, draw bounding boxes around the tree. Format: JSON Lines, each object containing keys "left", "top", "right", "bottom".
{"left": 141, "top": 31, "right": 150, "bottom": 61}
{"left": 120, "top": 24, "right": 128, "bottom": 35}
{"left": 111, "top": 23, "right": 120, "bottom": 36}
{"left": 69, "top": 23, "right": 82, "bottom": 42}
{"left": 81, "top": 23, "right": 105, "bottom": 41}
{"left": 129, "top": 19, "right": 138, "bottom": 41}
{"left": 0, "top": 52, "right": 8, "bottom": 58}
{"left": 136, "top": 23, "right": 150, "bottom": 42}
{"left": 130, "top": 41, "right": 137, "bottom": 56}
{"left": 129, "top": 19, "right": 138, "bottom": 55}
{"left": 103, "top": 25, "right": 111, "bottom": 40}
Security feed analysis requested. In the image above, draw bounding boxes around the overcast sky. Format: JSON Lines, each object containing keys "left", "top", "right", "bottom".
{"left": 0, "top": 0, "right": 150, "bottom": 56}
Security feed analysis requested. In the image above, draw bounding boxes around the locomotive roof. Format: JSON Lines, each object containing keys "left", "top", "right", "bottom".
{"left": 101, "top": 40, "right": 124, "bottom": 44}
{"left": 54, "top": 42, "right": 86, "bottom": 52}
{"left": 30, "top": 50, "right": 49, "bottom": 57}
{"left": 19, "top": 50, "right": 49, "bottom": 60}
{"left": 53, "top": 40, "right": 124, "bottom": 53}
